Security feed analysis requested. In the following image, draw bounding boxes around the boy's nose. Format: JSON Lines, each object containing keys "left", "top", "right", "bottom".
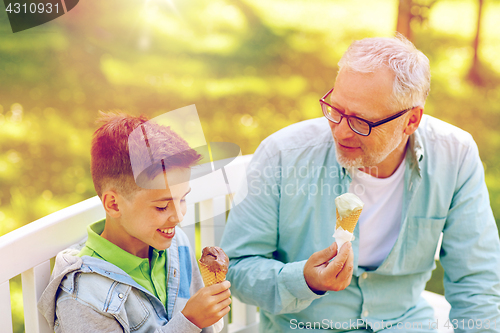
{"left": 168, "top": 204, "right": 184, "bottom": 223}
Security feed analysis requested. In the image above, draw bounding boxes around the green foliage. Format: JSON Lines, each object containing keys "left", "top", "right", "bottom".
{"left": 1, "top": 1, "right": 500, "bottom": 331}
{"left": 9, "top": 276, "right": 24, "bottom": 333}
{"left": 425, "top": 260, "right": 445, "bottom": 295}
{"left": 0, "top": 0, "right": 498, "bottom": 234}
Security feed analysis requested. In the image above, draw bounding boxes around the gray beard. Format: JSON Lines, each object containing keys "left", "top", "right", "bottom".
{"left": 334, "top": 132, "right": 405, "bottom": 172}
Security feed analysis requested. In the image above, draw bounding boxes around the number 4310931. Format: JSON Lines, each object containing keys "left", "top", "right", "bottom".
{"left": 5, "top": 2, "right": 60, "bottom": 14}
{"left": 444, "top": 318, "right": 497, "bottom": 330}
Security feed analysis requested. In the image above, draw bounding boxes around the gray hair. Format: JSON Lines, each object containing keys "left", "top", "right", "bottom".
{"left": 337, "top": 34, "right": 431, "bottom": 110}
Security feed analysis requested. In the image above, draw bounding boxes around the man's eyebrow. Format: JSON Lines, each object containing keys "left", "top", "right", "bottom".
{"left": 330, "top": 102, "right": 368, "bottom": 119}
{"left": 152, "top": 188, "right": 192, "bottom": 202}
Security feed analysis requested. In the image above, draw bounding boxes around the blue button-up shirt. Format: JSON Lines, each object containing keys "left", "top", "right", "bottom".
{"left": 220, "top": 115, "right": 500, "bottom": 332}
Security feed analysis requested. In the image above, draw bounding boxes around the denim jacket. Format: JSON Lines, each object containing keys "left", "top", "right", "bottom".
{"left": 38, "top": 227, "right": 215, "bottom": 333}
{"left": 220, "top": 115, "right": 500, "bottom": 332}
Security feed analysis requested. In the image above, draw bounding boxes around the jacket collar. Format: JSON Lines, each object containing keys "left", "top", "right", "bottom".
{"left": 38, "top": 250, "right": 83, "bottom": 330}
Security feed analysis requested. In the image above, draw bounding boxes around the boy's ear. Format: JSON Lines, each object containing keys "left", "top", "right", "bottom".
{"left": 102, "top": 190, "right": 122, "bottom": 218}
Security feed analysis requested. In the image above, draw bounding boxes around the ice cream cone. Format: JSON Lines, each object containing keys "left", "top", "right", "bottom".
{"left": 199, "top": 263, "right": 227, "bottom": 286}
{"left": 198, "top": 246, "right": 229, "bottom": 286}
{"left": 336, "top": 209, "right": 362, "bottom": 233}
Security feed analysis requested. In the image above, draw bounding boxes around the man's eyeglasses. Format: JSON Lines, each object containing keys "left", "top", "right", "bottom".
{"left": 319, "top": 87, "right": 414, "bottom": 136}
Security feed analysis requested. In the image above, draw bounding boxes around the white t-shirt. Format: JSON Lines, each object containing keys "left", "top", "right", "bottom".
{"left": 348, "top": 159, "right": 405, "bottom": 268}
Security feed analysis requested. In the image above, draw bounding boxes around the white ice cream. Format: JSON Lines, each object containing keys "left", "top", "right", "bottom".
{"left": 335, "top": 193, "right": 364, "bottom": 219}
{"left": 333, "top": 193, "right": 364, "bottom": 249}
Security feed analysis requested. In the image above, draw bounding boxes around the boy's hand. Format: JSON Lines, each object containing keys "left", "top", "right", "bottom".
{"left": 182, "top": 280, "right": 232, "bottom": 328}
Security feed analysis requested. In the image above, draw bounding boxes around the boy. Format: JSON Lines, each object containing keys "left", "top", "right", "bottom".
{"left": 38, "top": 112, "right": 231, "bottom": 332}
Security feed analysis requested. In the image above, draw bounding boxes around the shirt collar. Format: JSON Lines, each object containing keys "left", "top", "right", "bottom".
{"left": 340, "top": 166, "right": 349, "bottom": 180}
{"left": 85, "top": 220, "right": 165, "bottom": 274}
{"left": 407, "top": 131, "right": 424, "bottom": 176}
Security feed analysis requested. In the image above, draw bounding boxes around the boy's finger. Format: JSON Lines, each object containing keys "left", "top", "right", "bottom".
{"left": 207, "top": 280, "right": 231, "bottom": 294}
{"left": 216, "top": 295, "right": 232, "bottom": 308}
{"left": 213, "top": 288, "right": 231, "bottom": 302}
{"left": 218, "top": 305, "right": 231, "bottom": 318}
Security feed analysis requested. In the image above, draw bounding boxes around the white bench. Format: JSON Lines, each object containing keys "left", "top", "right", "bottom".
{"left": 0, "top": 154, "right": 451, "bottom": 333}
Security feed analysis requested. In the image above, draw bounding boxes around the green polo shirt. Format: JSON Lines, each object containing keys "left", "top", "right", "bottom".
{"left": 78, "top": 219, "right": 167, "bottom": 307}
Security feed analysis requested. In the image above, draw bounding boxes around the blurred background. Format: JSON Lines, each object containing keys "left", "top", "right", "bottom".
{"left": 1, "top": 0, "right": 499, "bottom": 331}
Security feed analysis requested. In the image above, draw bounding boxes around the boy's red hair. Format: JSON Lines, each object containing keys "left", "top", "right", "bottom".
{"left": 91, "top": 111, "right": 201, "bottom": 197}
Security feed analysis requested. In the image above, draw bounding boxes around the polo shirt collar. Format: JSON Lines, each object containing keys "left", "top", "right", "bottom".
{"left": 86, "top": 220, "right": 165, "bottom": 274}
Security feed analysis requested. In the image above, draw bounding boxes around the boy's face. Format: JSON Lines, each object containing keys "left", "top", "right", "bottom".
{"left": 115, "top": 167, "right": 191, "bottom": 258}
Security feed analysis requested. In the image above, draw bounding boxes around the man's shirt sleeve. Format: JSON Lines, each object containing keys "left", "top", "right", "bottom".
{"left": 440, "top": 135, "right": 500, "bottom": 332}
{"left": 220, "top": 138, "right": 324, "bottom": 315}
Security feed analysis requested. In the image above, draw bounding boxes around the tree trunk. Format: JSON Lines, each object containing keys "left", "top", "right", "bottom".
{"left": 468, "top": 0, "right": 484, "bottom": 85}
{"left": 396, "top": 0, "right": 413, "bottom": 42}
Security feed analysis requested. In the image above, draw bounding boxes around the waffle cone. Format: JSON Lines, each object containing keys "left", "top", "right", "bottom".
{"left": 336, "top": 209, "right": 362, "bottom": 233}
{"left": 199, "top": 263, "right": 226, "bottom": 286}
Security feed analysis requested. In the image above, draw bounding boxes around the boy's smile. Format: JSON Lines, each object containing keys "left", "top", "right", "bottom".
{"left": 101, "top": 167, "right": 192, "bottom": 258}
{"left": 157, "top": 227, "right": 175, "bottom": 237}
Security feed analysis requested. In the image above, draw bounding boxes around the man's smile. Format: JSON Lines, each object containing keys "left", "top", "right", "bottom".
{"left": 336, "top": 142, "right": 361, "bottom": 151}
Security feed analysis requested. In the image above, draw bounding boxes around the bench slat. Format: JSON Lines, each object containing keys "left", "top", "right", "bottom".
{"left": 0, "top": 196, "right": 104, "bottom": 283}
{"left": 22, "top": 261, "right": 52, "bottom": 333}
{"left": 220, "top": 315, "right": 229, "bottom": 333}
{"left": 0, "top": 280, "right": 14, "bottom": 333}
{"left": 229, "top": 323, "right": 259, "bottom": 333}
{"left": 200, "top": 199, "right": 215, "bottom": 250}
{"left": 231, "top": 297, "right": 258, "bottom": 327}
{"left": 213, "top": 195, "right": 227, "bottom": 247}
{"left": 181, "top": 203, "right": 197, "bottom": 251}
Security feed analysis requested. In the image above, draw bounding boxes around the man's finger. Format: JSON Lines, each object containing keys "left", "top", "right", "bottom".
{"left": 336, "top": 244, "right": 354, "bottom": 281}
{"left": 324, "top": 242, "right": 351, "bottom": 276}
{"left": 310, "top": 242, "right": 338, "bottom": 266}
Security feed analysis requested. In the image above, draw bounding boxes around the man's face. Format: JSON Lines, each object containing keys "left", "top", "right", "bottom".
{"left": 115, "top": 167, "right": 191, "bottom": 257}
{"left": 329, "top": 67, "right": 408, "bottom": 175}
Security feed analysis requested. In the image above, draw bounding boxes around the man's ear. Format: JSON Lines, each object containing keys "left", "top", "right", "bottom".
{"left": 404, "top": 106, "right": 423, "bottom": 136}
{"left": 102, "top": 190, "right": 122, "bottom": 218}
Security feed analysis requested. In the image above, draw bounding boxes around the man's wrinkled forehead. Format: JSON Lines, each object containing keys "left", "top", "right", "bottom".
{"left": 331, "top": 67, "right": 395, "bottom": 114}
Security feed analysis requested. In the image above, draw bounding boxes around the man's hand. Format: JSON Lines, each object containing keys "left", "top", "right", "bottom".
{"left": 182, "top": 280, "right": 231, "bottom": 328}
{"left": 304, "top": 242, "right": 354, "bottom": 293}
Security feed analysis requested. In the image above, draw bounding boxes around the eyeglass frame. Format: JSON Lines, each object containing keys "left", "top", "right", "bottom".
{"left": 319, "top": 87, "right": 415, "bottom": 136}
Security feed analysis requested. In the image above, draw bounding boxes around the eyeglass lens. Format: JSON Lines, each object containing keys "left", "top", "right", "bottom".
{"left": 322, "top": 104, "right": 370, "bottom": 135}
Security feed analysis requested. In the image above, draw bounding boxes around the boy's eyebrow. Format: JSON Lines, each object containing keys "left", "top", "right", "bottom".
{"left": 152, "top": 188, "right": 192, "bottom": 202}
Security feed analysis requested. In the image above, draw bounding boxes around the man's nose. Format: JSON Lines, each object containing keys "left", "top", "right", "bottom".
{"left": 333, "top": 117, "right": 356, "bottom": 139}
